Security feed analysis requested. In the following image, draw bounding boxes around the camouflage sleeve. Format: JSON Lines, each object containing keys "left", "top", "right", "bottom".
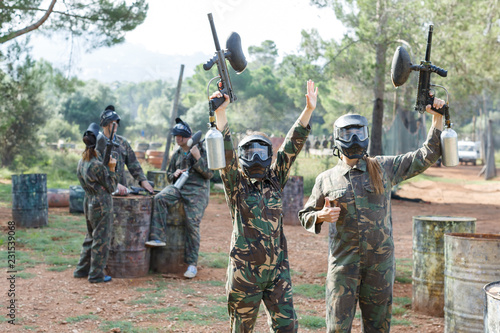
{"left": 380, "top": 126, "right": 442, "bottom": 186}
{"left": 166, "top": 151, "right": 178, "bottom": 184}
{"left": 273, "top": 120, "right": 311, "bottom": 189}
{"left": 219, "top": 124, "right": 240, "bottom": 199}
{"left": 122, "top": 139, "right": 147, "bottom": 183}
{"left": 92, "top": 160, "right": 118, "bottom": 194}
{"left": 191, "top": 148, "right": 214, "bottom": 180}
{"left": 298, "top": 173, "right": 324, "bottom": 234}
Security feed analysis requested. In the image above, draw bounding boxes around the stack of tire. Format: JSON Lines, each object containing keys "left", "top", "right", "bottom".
{"left": 135, "top": 143, "right": 149, "bottom": 166}
{"left": 146, "top": 150, "right": 163, "bottom": 169}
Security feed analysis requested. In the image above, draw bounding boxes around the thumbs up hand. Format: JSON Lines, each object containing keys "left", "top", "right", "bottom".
{"left": 316, "top": 197, "right": 341, "bottom": 224}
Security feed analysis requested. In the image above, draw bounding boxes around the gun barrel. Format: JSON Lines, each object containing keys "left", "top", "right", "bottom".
{"left": 207, "top": 13, "right": 221, "bottom": 51}
{"left": 103, "top": 122, "right": 116, "bottom": 166}
{"left": 425, "top": 25, "right": 433, "bottom": 62}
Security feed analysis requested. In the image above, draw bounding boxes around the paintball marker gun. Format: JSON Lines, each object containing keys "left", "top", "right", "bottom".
{"left": 102, "top": 122, "right": 119, "bottom": 167}
{"left": 390, "top": 25, "right": 458, "bottom": 167}
{"left": 203, "top": 12, "right": 247, "bottom": 170}
{"left": 173, "top": 131, "right": 204, "bottom": 190}
{"left": 112, "top": 181, "right": 158, "bottom": 196}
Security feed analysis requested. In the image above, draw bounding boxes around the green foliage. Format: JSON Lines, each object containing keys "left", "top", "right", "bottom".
{"left": 298, "top": 314, "right": 326, "bottom": 329}
{"left": 99, "top": 321, "right": 136, "bottom": 333}
{"left": 60, "top": 80, "right": 121, "bottom": 133}
{"left": 184, "top": 101, "right": 211, "bottom": 134}
{"left": 0, "top": 1, "right": 149, "bottom": 48}
{"left": 0, "top": 182, "right": 12, "bottom": 204}
{"left": 395, "top": 258, "right": 412, "bottom": 284}
{"left": 0, "top": 149, "right": 80, "bottom": 188}
{"left": 10, "top": 215, "right": 86, "bottom": 271}
{"left": 172, "top": 305, "right": 227, "bottom": 325}
{"left": 198, "top": 252, "right": 228, "bottom": 269}
{"left": 65, "top": 314, "right": 100, "bottom": 323}
{"left": 114, "top": 80, "right": 184, "bottom": 141}
{"left": 38, "top": 115, "right": 81, "bottom": 144}
{"left": 393, "top": 296, "right": 411, "bottom": 316}
{"left": 391, "top": 318, "right": 413, "bottom": 326}
{"left": 294, "top": 155, "right": 337, "bottom": 196}
{"left": 293, "top": 283, "right": 325, "bottom": 299}
{"left": 248, "top": 40, "right": 279, "bottom": 69}
{"left": 0, "top": 53, "right": 49, "bottom": 168}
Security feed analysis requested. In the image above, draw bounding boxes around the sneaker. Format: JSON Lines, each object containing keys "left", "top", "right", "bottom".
{"left": 90, "top": 275, "right": 112, "bottom": 283}
{"left": 184, "top": 265, "right": 197, "bottom": 279}
{"left": 145, "top": 240, "right": 166, "bottom": 247}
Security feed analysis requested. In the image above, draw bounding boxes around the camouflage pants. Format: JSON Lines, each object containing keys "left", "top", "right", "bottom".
{"left": 74, "top": 195, "right": 112, "bottom": 283}
{"left": 326, "top": 250, "right": 395, "bottom": 332}
{"left": 149, "top": 185, "right": 206, "bottom": 266}
{"left": 227, "top": 258, "right": 298, "bottom": 333}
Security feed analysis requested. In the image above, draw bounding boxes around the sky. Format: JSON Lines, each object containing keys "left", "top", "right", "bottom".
{"left": 28, "top": 0, "right": 345, "bottom": 82}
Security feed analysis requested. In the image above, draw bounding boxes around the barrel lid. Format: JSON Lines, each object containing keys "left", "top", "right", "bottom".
{"left": 484, "top": 281, "right": 500, "bottom": 300}
{"left": 413, "top": 216, "right": 477, "bottom": 222}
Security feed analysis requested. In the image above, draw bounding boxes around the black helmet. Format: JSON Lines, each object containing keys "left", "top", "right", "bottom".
{"left": 238, "top": 134, "right": 273, "bottom": 178}
{"left": 100, "top": 105, "right": 121, "bottom": 127}
{"left": 172, "top": 118, "right": 192, "bottom": 138}
{"left": 83, "top": 122, "right": 100, "bottom": 147}
{"left": 333, "top": 114, "right": 369, "bottom": 159}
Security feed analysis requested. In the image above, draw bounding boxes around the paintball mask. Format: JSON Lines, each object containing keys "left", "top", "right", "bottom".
{"left": 83, "top": 122, "right": 100, "bottom": 148}
{"left": 172, "top": 118, "right": 192, "bottom": 138}
{"left": 334, "top": 114, "right": 369, "bottom": 159}
{"left": 238, "top": 135, "right": 273, "bottom": 179}
{"left": 100, "top": 105, "right": 121, "bottom": 127}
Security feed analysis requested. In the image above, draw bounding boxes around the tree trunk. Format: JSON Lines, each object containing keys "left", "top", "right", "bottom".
{"left": 369, "top": 42, "right": 387, "bottom": 156}
{"left": 369, "top": 0, "right": 387, "bottom": 157}
{"left": 161, "top": 64, "right": 184, "bottom": 171}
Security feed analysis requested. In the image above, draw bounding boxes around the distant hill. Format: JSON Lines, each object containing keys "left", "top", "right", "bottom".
{"left": 30, "top": 36, "right": 206, "bottom": 83}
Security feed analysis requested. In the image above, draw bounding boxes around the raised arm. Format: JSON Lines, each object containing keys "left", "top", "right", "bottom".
{"left": 298, "top": 80, "right": 318, "bottom": 127}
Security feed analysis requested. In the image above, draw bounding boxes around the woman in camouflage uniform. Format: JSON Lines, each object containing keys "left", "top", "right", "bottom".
{"left": 213, "top": 80, "right": 318, "bottom": 332}
{"left": 74, "top": 123, "right": 118, "bottom": 283}
{"left": 298, "top": 98, "right": 445, "bottom": 332}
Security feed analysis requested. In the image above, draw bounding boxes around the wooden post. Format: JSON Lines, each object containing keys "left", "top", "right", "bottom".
{"left": 161, "top": 64, "right": 185, "bottom": 171}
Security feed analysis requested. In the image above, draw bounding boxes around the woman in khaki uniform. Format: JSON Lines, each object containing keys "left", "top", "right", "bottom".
{"left": 299, "top": 98, "right": 446, "bottom": 332}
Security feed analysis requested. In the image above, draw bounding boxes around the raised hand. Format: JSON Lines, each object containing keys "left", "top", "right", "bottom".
{"left": 305, "top": 79, "right": 319, "bottom": 111}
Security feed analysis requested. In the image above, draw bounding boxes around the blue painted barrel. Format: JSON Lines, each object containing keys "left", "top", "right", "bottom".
{"left": 11, "top": 174, "right": 48, "bottom": 228}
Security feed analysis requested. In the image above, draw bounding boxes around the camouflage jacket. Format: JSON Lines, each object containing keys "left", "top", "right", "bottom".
{"left": 77, "top": 156, "right": 118, "bottom": 198}
{"left": 96, "top": 133, "right": 147, "bottom": 186}
{"left": 220, "top": 121, "right": 310, "bottom": 266}
{"left": 167, "top": 144, "right": 213, "bottom": 204}
{"left": 298, "top": 126, "right": 442, "bottom": 259}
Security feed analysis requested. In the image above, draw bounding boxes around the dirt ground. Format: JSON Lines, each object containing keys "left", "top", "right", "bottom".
{"left": 0, "top": 164, "right": 499, "bottom": 332}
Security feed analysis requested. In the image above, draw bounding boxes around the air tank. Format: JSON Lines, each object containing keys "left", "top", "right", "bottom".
{"left": 206, "top": 126, "right": 226, "bottom": 170}
{"left": 173, "top": 170, "right": 189, "bottom": 189}
{"left": 440, "top": 127, "right": 459, "bottom": 167}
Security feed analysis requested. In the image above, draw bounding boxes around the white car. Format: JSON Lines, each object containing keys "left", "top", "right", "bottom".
{"left": 458, "top": 141, "right": 480, "bottom": 165}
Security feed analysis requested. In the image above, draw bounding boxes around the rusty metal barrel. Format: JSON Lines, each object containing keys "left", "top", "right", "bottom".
{"left": 147, "top": 170, "right": 168, "bottom": 191}
{"left": 444, "top": 233, "right": 500, "bottom": 333}
{"left": 106, "top": 195, "right": 152, "bottom": 278}
{"left": 484, "top": 281, "right": 500, "bottom": 333}
{"left": 282, "top": 175, "right": 304, "bottom": 226}
{"left": 150, "top": 186, "right": 187, "bottom": 275}
{"left": 11, "top": 174, "right": 48, "bottom": 228}
{"left": 412, "top": 216, "right": 476, "bottom": 316}
{"left": 47, "top": 188, "right": 70, "bottom": 207}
